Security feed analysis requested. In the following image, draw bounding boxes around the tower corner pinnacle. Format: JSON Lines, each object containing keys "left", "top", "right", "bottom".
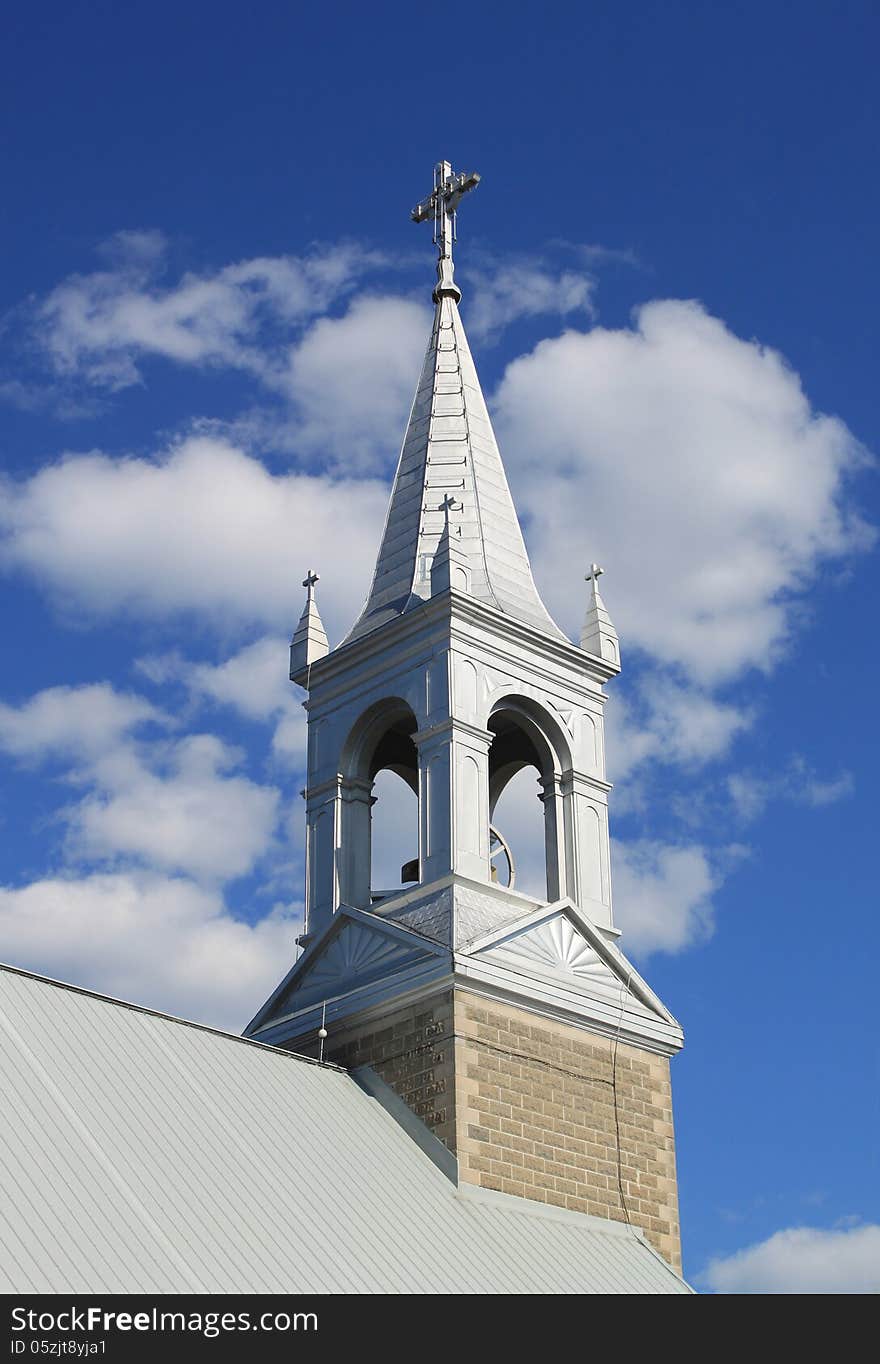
{"left": 290, "top": 568, "right": 330, "bottom": 683}
{"left": 579, "top": 564, "right": 621, "bottom": 672}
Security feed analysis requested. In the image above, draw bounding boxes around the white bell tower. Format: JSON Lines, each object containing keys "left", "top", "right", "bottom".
{"left": 247, "top": 163, "right": 684, "bottom": 1272}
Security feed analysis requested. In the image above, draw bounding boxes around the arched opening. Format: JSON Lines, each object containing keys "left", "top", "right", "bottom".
{"left": 340, "top": 698, "right": 420, "bottom": 907}
{"left": 490, "top": 766, "right": 545, "bottom": 899}
{"left": 488, "top": 699, "right": 569, "bottom": 904}
{"left": 370, "top": 769, "right": 419, "bottom": 900}
{"left": 368, "top": 706, "right": 419, "bottom": 903}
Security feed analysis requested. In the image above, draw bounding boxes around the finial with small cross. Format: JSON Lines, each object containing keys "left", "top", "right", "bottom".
{"left": 412, "top": 161, "right": 481, "bottom": 303}
{"left": 585, "top": 563, "right": 604, "bottom": 589}
{"left": 302, "top": 568, "right": 320, "bottom": 601}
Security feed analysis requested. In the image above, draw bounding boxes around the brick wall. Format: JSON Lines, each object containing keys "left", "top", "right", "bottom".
{"left": 454, "top": 994, "right": 681, "bottom": 1270}
{"left": 310, "top": 988, "right": 681, "bottom": 1270}
{"left": 325, "top": 992, "right": 457, "bottom": 1154}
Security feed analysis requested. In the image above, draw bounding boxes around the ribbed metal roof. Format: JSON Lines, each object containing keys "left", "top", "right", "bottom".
{"left": 0, "top": 963, "right": 690, "bottom": 1294}
{"left": 343, "top": 296, "right": 567, "bottom": 645}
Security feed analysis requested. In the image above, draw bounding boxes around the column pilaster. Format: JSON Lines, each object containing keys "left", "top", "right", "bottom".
{"left": 414, "top": 717, "right": 493, "bottom": 884}
{"left": 561, "top": 769, "right": 614, "bottom": 927}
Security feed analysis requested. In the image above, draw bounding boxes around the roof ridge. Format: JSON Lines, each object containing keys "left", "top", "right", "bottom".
{"left": 0, "top": 959, "right": 343, "bottom": 1070}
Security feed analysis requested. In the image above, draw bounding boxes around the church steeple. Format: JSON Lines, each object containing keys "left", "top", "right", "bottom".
{"left": 250, "top": 164, "right": 684, "bottom": 1274}
{"left": 344, "top": 162, "right": 566, "bottom": 646}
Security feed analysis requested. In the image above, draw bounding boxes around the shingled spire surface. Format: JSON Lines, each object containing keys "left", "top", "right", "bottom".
{"left": 343, "top": 293, "right": 567, "bottom": 645}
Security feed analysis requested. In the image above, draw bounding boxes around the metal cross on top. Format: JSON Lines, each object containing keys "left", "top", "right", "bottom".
{"left": 412, "top": 160, "right": 480, "bottom": 303}
{"left": 585, "top": 563, "right": 604, "bottom": 586}
{"left": 302, "top": 568, "right": 320, "bottom": 600}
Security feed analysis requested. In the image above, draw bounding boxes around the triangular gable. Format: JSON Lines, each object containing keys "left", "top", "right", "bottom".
{"left": 461, "top": 899, "right": 678, "bottom": 1028}
{"left": 244, "top": 906, "right": 448, "bottom": 1036}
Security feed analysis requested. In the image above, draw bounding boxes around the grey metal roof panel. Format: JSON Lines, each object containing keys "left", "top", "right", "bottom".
{"left": 0, "top": 963, "right": 691, "bottom": 1294}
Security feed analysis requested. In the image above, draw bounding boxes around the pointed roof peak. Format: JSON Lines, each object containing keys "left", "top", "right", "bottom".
{"left": 341, "top": 164, "right": 566, "bottom": 648}
{"left": 342, "top": 291, "right": 566, "bottom": 645}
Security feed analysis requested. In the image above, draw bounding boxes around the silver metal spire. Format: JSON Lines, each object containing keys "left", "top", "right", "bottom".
{"left": 341, "top": 162, "right": 566, "bottom": 648}
{"left": 412, "top": 160, "right": 480, "bottom": 303}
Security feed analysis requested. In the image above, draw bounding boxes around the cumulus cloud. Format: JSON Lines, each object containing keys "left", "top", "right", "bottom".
{"left": 702, "top": 1224, "right": 880, "bottom": 1294}
{"left": 0, "top": 683, "right": 164, "bottom": 760}
{"left": 0, "top": 871, "right": 298, "bottom": 1030}
{"left": 137, "top": 636, "right": 306, "bottom": 765}
{"left": 605, "top": 677, "right": 752, "bottom": 783}
{"left": 611, "top": 839, "right": 725, "bottom": 956}
{"left": 0, "top": 436, "right": 386, "bottom": 641}
{"left": 20, "top": 234, "right": 598, "bottom": 439}
{"left": 284, "top": 294, "right": 432, "bottom": 471}
{"left": 0, "top": 684, "right": 281, "bottom": 883}
{"left": 7, "top": 295, "right": 871, "bottom": 694}
{"left": 34, "top": 231, "right": 372, "bottom": 392}
{"left": 69, "top": 733, "right": 280, "bottom": 882}
{"left": 497, "top": 298, "right": 874, "bottom": 685}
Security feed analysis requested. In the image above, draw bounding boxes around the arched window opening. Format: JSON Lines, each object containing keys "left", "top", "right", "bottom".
{"left": 490, "top": 766, "right": 545, "bottom": 899}
{"left": 366, "top": 707, "right": 419, "bottom": 905}
{"left": 370, "top": 768, "right": 419, "bottom": 902}
{"left": 488, "top": 705, "right": 559, "bottom": 903}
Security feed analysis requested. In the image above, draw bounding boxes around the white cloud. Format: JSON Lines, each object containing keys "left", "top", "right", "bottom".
{"left": 0, "top": 871, "right": 298, "bottom": 1031}
{"left": 803, "top": 770, "right": 855, "bottom": 806}
{"left": 10, "top": 294, "right": 871, "bottom": 700}
{"left": 606, "top": 678, "right": 752, "bottom": 783}
{"left": 26, "top": 234, "right": 599, "bottom": 414}
{"left": 0, "top": 436, "right": 386, "bottom": 642}
{"left": 727, "top": 756, "right": 855, "bottom": 822}
{"left": 70, "top": 733, "right": 280, "bottom": 882}
{"left": 726, "top": 773, "right": 772, "bottom": 822}
{"left": 0, "top": 684, "right": 281, "bottom": 883}
{"left": 188, "top": 636, "right": 291, "bottom": 719}
{"left": 462, "top": 259, "right": 595, "bottom": 344}
{"left": 139, "top": 636, "right": 288, "bottom": 720}
{"left": 0, "top": 683, "right": 163, "bottom": 760}
{"left": 611, "top": 839, "right": 723, "bottom": 955}
{"left": 702, "top": 1224, "right": 880, "bottom": 1294}
{"left": 497, "top": 298, "right": 874, "bottom": 685}
{"left": 137, "top": 636, "right": 306, "bottom": 766}
{"left": 35, "top": 231, "right": 372, "bottom": 392}
{"left": 284, "top": 294, "right": 432, "bottom": 471}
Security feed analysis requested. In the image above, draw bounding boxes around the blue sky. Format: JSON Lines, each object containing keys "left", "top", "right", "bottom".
{"left": 1, "top": 0, "right": 878, "bottom": 1292}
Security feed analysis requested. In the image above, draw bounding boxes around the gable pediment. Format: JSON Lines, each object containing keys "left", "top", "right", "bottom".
{"left": 460, "top": 901, "right": 678, "bottom": 1031}
{"left": 246, "top": 907, "right": 449, "bottom": 1034}
{"left": 295, "top": 919, "right": 432, "bottom": 1005}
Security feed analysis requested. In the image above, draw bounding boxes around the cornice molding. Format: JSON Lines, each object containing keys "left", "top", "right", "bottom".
{"left": 299, "top": 589, "right": 617, "bottom": 701}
